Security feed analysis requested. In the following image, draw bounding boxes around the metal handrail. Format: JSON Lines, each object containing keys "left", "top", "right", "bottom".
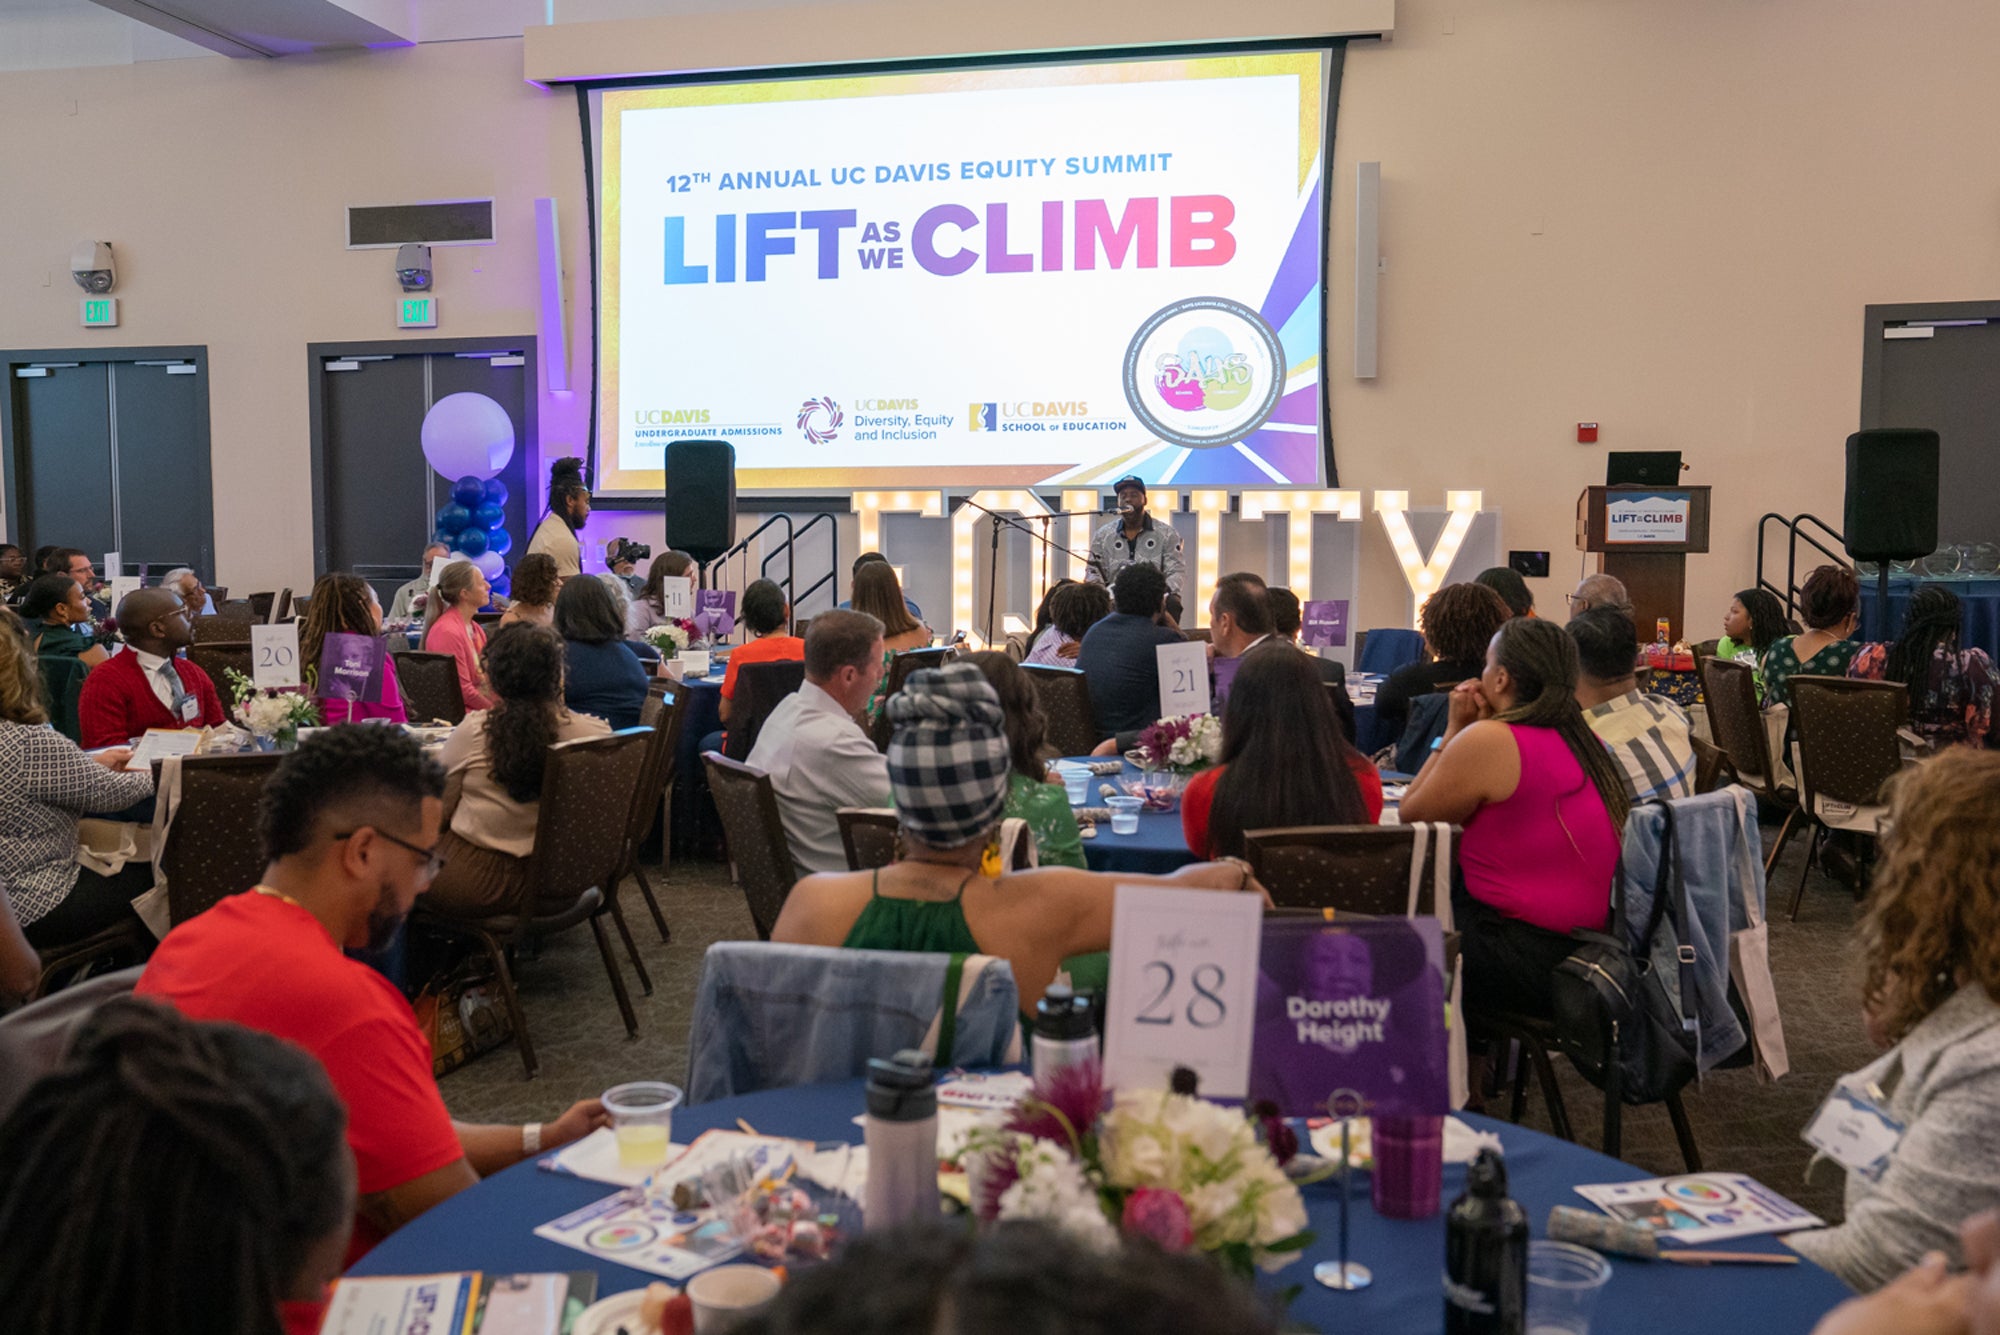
{"left": 701, "top": 510, "right": 841, "bottom": 616}
{"left": 1755, "top": 512, "right": 1847, "bottom": 618}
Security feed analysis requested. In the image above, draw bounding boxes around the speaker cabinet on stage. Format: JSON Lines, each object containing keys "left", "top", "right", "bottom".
{"left": 1844, "top": 429, "right": 1939, "bottom": 562}
{"left": 663, "top": 439, "right": 737, "bottom": 564}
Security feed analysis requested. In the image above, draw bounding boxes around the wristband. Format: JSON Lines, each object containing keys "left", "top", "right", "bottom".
{"left": 522, "top": 1122, "right": 542, "bottom": 1155}
{"left": 1430, "top": 735, "right": 1445, "bottom": 753}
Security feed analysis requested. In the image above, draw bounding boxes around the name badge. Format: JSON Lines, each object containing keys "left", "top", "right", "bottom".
{"left": 1801, "top": 1083, "right": 1904, "bottom": 1181}
{"left": 178, "top": 694, "right": 201, "bottom": 723}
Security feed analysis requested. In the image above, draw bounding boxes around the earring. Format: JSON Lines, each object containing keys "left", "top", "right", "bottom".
{"left": 980, "top": 832, "right": 1004, "bottom": 878}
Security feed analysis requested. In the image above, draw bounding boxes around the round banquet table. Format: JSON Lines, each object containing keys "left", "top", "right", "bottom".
{"left": 1862, "top": 575, "right": 2000, "bottom": 664}
{"left": 348, "top": 1078, "right": 1852, "bottom": 1334}
{"left": 1061, "top": 756, "right": 1199, "bottom": 876}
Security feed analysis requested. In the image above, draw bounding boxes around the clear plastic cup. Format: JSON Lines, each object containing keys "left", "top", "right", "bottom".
{"left": 1058, "top": 764, "right": 1090, "bottom": 805}
{"left": 1105, "top": 795, "right": 1143, "bottom": 834}
{"left": 1526, "top": 1239, "right": 1613, "bottom": 1335}
{"left": 602, "top": 1080, "right": 683, "bottom": 1170}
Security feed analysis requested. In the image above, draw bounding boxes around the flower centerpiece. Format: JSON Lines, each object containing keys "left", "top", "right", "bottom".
{"left": 223, "top": 668, "right": 319, "bottom": 749}
{"left": 641, "top": 617, "right": 701, "bottom": 659}
{"left": 965, "top": 1062, "right": 1312, "bottom": 1283}
{"left": 1121, "top": 712, "right": 1222, "bottom": 808}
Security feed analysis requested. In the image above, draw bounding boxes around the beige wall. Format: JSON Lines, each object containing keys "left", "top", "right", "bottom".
{"left": 3, "top": 0, "right": 1996, "bottom": 630}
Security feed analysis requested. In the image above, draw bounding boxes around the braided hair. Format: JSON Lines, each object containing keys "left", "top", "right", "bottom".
{"left": 1489, "top": 617, "right": 1631, "bottom": 831}
{"left": 298, "top": 572, "right": 378, "bottom": 689}
{"left": 1732, "top": 588, "right": 1790, "bottom": 654}
{"left": 547, "top": 455, "right": 589, "bottom": 513}
{"left": 0, "top": 998, "right": 351, "bottom": 1335}
{"left": 1886, "top": 585, "right": 1961, "bottom": 713}
{"left": 484, "top": 622, "right": 566, "bottom": 803}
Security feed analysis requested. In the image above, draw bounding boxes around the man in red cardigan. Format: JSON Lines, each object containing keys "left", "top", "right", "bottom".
{"left": 79, "top": 587, "right": 226, "bottom": 749}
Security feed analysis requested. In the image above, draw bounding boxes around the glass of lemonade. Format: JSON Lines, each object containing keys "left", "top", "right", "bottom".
{"left": 602, "top": 1081, "right": 683, "bottom": 1169}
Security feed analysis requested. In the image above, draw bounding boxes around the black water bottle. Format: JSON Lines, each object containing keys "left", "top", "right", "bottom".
{"left": 1444, "top": 1148, "right": 1527, "bottom": 1335}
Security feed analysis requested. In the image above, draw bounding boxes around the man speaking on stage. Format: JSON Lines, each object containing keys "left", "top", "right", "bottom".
{"left": 1086, "top": 475, "right": 1185, "bottom": 598}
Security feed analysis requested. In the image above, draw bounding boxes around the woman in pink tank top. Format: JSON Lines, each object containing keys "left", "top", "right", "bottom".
{"left": 1400, "top": 617, "right": 1629, "bottom": 1019}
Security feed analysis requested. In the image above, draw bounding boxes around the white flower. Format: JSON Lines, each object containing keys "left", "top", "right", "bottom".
{"left": 644, "top": 623, "right": 689, "bottom": 656}
{"left": 996, "top": 1139, "right": 1118, "bottom": 1251}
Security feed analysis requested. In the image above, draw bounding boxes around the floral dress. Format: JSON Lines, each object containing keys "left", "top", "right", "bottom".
{"left": 1848, "top": 642, "right": 1995, "bottom": 748}
{"left": 1759, "top": 635, "right": 1860, "bottom": 708}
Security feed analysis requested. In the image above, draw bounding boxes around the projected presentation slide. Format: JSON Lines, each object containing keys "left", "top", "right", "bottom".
{"left": 595, "top": 49, "right": 1331, "bottom": 495}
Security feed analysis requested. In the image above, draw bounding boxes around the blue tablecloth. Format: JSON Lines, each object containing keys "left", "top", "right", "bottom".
{"left": 670, "top": 674, "right": 726, "bottom": 858}
{"left": 1061, "top": 756, "right": 1198, "bottom": 876}
{"left": 1861, "top": 577, "right": 2000, "bottom": 664}
{"left": 349, "top": 1077, "right": 1851, "bottom": 1334}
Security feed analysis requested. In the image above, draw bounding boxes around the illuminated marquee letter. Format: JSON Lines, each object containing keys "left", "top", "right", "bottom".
{"left": 1237, "top": 490, "right": 1363, "bottom": 603}
{"left": 1184, "top": 490, "right": 1231, "bottom": 626}
{"left": 950, "top": 490, "right": 1054, "bottom": 648}
{"left": 1061, "top": 490, "right": 1099, "bottom": 581}
{"left": 1373, "top": 490, "right": 1484, "bottom": 627}
{"left": 849, "top": 490, "right": 944, "bottom": 558}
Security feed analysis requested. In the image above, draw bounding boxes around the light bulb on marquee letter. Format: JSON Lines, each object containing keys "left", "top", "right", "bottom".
{"left": 1061, "top": 490, "right": 1099, "bottom": 582}
{"left": 1374, "top": 489, "right": 1484, "bottom": 628}
{"left": 1184, "top": 490, "right": 1231, "bottom": 626}
{"left": 1237, "top": 490, "right": 1362, "bottom": 602}
{"left": 848, "top": 490, "right": 943, "bottom": 558}
{"left": 950, "top": 489, "right": 1054, "bottom": 648}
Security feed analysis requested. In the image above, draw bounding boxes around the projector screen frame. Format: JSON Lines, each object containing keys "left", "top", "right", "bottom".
{"left": 572, "top": 36, "right": 1346, "bottom": 510}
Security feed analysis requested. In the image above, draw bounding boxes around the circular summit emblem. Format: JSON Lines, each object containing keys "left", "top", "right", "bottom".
{"left": 1122, "top": 296, "right": 1285, "bottom": 450}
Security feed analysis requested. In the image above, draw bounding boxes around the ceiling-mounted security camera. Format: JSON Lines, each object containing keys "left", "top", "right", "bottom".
{"left": 396, "top": 242, "right": 433, "bottom": 293}
{"left": 71, "top": 241, "right": 115, "bottom": 294}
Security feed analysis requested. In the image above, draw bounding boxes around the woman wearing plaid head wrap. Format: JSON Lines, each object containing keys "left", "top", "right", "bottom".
{"left": 773, "top": 663, "right": 1269, "bottom": 1003}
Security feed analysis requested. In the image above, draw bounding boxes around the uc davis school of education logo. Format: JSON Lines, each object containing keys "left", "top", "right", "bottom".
{"left": 969, "top": 403, "right": 998, "bottom": 432}
{"left": 796, "top": 396, "right": 843, "bottom": 445}
{"left": 1122, "top": 296, "right": 1284, "bottom": 449}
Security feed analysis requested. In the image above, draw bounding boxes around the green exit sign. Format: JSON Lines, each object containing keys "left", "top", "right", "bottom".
{"left": 80, "top": 297, "right": 118, "bottom": 328}
{"left": 396, "top": 295, "right": 438, "bottom": 328}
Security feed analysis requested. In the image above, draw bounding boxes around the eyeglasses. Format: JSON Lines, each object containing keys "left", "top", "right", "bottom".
{"left": 334, "top": 827, "right": 447, "bottom": 884}
{"left": 1564, "top": 593, "right": 1588, "bottom": 610}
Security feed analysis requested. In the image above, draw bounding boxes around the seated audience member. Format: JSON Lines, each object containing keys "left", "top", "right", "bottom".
{"left": 526, "top": 456, "right": 590, "bottom": 579}
{"left": 1209, "top": 572, "right": 1275, "bottom": 666}
{"left": 1809, "top": 1220, "right": 2000, "bottom": 1335}
{"left": 20, "top": 574, "right": 107, "bottom": 670}
{"left": 1015, "top": 579, "right": 1070, "bottom": 661}
{"left": 497, "top": 552, "right": 559, "bottom": 629}
{"left": 627, "top": 549, "right": 699, "bottom": 639}
{"left": 1184, "top": 644, "right": 1383, "bottom": 859}
{"left": 963, "top": 652, "right": 1088, "bottom": 869}
{"left": 1268, "top": 585, "right": 1357, "bottom": 743}
{"left": 0, "top": 999, "right": 355, "bottom": 1335}
{"left": 1568, "top": 607, "right": 1696, "bottom": 801}
{"left": 736, "top": 1219, "right": 1280, "bottom": 1335}
{"left": 772, "top": 663, "right": 1264, "bottom": 1001}
{"left": 1374, "top": 581, "right": 1513, "bottom": 744}
{"left": 852, "top": 559, "right": 933, "bottom": 721}
{"left": 596, "top": 574, "right": 663, "bottom": 672}
{"left": 1075, "top": 562, "right": 1184, "bottom": 742}
{"left": 745, "top": 610, "right": 893, "bottom": 878}
{"left": 1787, "top": 749, "right": 2000, "bottom": 1290}
{"left": 1848, "top": 585, "right": 1993, "bottom": 748}
{"left": 421, "top": 560, "right": 495, "bottom": 712}
{"left": 555, "top": 574, "right": 650, "bottom": 730}
{"left": 79, "top": 587, "right": 226, "bottom": 749}
{"left": 137, "top": 726, "right": 608, "bottom": 1261}
{"left": 428, "top": 624, "right": 612, "bottom": 914}
{"left": 1566, "top": 572, "right": 1633, "bottom": 617}
{"left": 1399, "top": 617, "right": 1627, "bottom": 1017}
{"left": 160, "top": 567, "right": 216, "bottom": 617}
{"left": 1716, "top": 586, "right": 1790, "bottom": 692}
{"left": 1475, "top": 566, "right": 1536, "bottom": 619}
{"left": 47, "top": 548, "right": 105, "bottom": 619}
{"left": 0, "top": 626, "right": 154, "bottom": 949}
{"left": 298, "top": 573, "right": 406, "bottom": 726}
{"left": 0, "top": 544, "right": 29, "bottom": 603}
{"left": 387, "top": 542, "right": 449, "bottom": 621}
{"left": 1762, "top": 563, "right": 1862, "bottom": 706}
{"left": 1023, "top": 580, "right": 1110, "bottom": 667}
{"left": 719, "top": 579, "right": 804, "bottom": 725}
{"left": 838, "top": 551, "right": 925, "bottom": 621}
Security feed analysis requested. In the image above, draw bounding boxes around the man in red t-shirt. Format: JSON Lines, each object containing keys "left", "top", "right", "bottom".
{"left": 137, "top": 725, "right": 608, "bottom": 1264}
{"left": 718, "top": 578, "right": 804, "bottom": 725}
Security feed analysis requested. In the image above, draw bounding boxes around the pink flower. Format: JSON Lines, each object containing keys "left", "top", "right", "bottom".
{"left": 1122, "top": 1188, "right": 1193, "bottom": 1252}
{"left": 1005, "top": 1058, "right": 1107, "bottom": 1152}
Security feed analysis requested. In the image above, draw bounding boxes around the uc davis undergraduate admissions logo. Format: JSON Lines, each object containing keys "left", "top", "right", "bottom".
{"left": 1122, "top": 296, "right": 1284, "bottom": 449}
{"left": 796, "top": 396, "right": 843, "bottom": 445}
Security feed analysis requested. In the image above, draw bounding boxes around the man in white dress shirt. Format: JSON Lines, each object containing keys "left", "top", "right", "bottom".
{"left": 746, "top": 609, "right": 891, "bottom": 878}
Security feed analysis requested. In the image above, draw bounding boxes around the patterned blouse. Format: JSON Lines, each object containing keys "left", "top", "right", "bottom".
{"left": 1848, "top": 642, "right": 1995, "bottom": 748}
{"left": 0, "top": 721, "right": 154, "bottom": 925}
{"left": 1760, "top": 635, "right": 1860, "bottom": 708}
{"left": 1006, "top": 770, "right": 1088, "bottom": 869}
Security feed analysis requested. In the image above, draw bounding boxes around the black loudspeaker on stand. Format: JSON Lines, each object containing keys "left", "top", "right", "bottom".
{"left": 663, "top": 439, "right": 738, "bottom": 567}
{"left": 1843, "top": 427, "right": 1940, "bottom": 627}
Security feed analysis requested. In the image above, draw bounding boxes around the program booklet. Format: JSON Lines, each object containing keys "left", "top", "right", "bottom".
{"left": 1575, "top": 1173, "right": 1823, "bottom": 1244}
{"left": 319, "top": 1272, "right": 598, "bottom": 1335}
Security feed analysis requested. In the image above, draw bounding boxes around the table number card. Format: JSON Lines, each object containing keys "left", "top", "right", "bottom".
{"left": 428, "top": 555, "right": 452, "bottom": 588}
{"left": 106, "top": 575, "right": 141, "bottom": 613}
{"left": 1155, "top": 640, "right": 1212, "bottom": 720}
{"left": 1103, "top": 884, "right": 1263, "bottom": 1099}
{"left": 250, "top": 623, "right": 302, "bottom": 690}
{"left": 1301, "top": 600, "right": 1350, "bottom": 648}
{"left": 659, "top": 575, "right": 695, "bottom": 619}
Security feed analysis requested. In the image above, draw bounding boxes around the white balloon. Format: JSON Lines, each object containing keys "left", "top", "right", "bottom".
{"left": 473, "top": 550, "right": 505, "bottom": 578}
{"left": 420, "top": 392, "right": 516, "bottom": 481}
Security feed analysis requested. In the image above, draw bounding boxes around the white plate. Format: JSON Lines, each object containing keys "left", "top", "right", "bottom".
{"left": 574, "top": 1288, "right": 655, "bottom": 1335}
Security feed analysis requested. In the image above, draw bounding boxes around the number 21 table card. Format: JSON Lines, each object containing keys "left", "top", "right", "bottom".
{"left": 1103, "top": 885, "right": 1263, "bottom": 1099}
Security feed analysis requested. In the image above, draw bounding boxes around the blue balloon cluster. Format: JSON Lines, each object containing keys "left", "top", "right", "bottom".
{"left": 434, "top": 475, "right": 512, "bottom": 584}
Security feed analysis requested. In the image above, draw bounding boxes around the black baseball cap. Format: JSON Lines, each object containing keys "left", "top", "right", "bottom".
{"left": 1111, "top": 475, "right": 1147, "bottom": 495}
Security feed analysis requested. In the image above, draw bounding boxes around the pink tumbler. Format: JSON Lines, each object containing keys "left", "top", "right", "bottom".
{"left": 1371, "top": 1114, "right": 1445, "bottom": 1219}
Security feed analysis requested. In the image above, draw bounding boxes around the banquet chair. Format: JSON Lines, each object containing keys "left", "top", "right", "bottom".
{"left": 246, "top": 591, "right": 276, "bottom": 622}
{"left": 35, "top": 654, "right": 88, "bottom": 744}
{"left": 1185, "top": 628, "right": 1212, "bottom": 644}
{"left": 1698, "top": 657, "right": 1800, "bottom": 873}
{"left": 1691, "top": 735, "right": 1732, "bottom": 794}
{"left": 1785, "top": 676, "right": 1906, "bottom": 921}
{"left": 791, "top": 618, "right": 811, "bottom": 640}
{"left": 0, "top": 966, "right": 143, "bottom": 1118}
{"left": 1021, "top": 664, "right": 1097, "bottom": 757}
{"left": 1357, "top": 627, "right": 1427, "bottom": 675}
{"left": 473, "top": 611, "right": 503, "bottom": 629}
{"left": 870, "top": 647, "right": 950, "bottom": 749}
{"left": 415, "top": 728, "right": 653, "bottom": 1079}
{"left": 155, "top": 752, "right": 286, "bottom": 926}
{"left": 193, "top": 612, "right": 254, "bottom": 643}
{"left": 28, "top": 921, "right": 152, "bottom": 1001}
{"left": 269, "top": 588, "right": 292, "bottom": 624}
{"left": 703, "top": 752, "right": 798, "bottom": 940}
{"left": 1240, "top": 825, "right": 1459, "bottom": 915}
{"left": 838, "top": 807, "right": 900, "bottom": 871}
{"left": 722, "top": 659, "right": 806, "bottom": 761}
{"left": 207, "top": 586, "right": 228, "bottom": 604}
{"left": 391, "top": 650, "right": 467, "bottom": 724}
{"left": 290, "top": 594, "right": 312, "bottom": 622}
{"left": 619, "top": 681, "right": 690, "bottom": 945}
{"left": 187, "top": 642, "right": 252, "bottom": 690}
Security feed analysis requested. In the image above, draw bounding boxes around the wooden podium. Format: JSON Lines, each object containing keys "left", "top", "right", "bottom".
{"left": 1575, "top": 486, "right": 1711, "bottom": 641}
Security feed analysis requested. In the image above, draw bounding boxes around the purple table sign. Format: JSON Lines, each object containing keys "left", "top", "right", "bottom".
{"left": 693, "top": 589, "right": 737, "bottom": 639}
{"left": 1212, "top": 653, "right": 1241, "bottom": 707}
{"left": 1302, "top": 599, "right": 1350, "bottom": 648}
{"left": 316, "top": 632, "right": 388, "bottom": 705}
{"left": 1248, "top": 916, "right": 1449, "bottom": 1119}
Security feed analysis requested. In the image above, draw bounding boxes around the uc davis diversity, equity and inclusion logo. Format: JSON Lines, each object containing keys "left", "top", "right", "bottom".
{"left": 1121, "top": 296, "right": 1285, "bottom": 450}
{"left": 796, "top": 396, "right": 843, "bottom": 445}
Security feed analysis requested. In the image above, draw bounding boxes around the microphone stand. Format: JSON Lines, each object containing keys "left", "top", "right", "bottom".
{"left": 956, "top": 498, "right": 1095, "bottom": 644}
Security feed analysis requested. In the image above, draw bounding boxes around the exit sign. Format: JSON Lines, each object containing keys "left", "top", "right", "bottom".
{"left": 80, "top": 297, "right": 118, "bottom": 328}
{"left": 396, "top": 295, "right": 438, "bottom": 328}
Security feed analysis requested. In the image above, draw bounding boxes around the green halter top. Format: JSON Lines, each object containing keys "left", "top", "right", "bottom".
{"left": 841, "top": 868, "right": 983, "bottom": 955}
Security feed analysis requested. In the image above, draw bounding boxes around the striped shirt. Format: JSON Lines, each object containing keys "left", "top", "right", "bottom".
{"left": 1584, "top": 690, "right": 1697, "bottom": 802}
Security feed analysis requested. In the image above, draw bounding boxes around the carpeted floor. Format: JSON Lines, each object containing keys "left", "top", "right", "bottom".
{"left": 439, "top": 816, "right": 1874, "bottom": 1224}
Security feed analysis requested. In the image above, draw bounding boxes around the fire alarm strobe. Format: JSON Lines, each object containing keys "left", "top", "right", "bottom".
{"left": 1577, "top": 423, "right": 1599, "bottom": 444}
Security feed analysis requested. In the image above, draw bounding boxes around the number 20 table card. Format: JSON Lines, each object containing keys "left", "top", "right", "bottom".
{"left": 1103, "top": 885, "right": 1263, "bottom": 1100}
